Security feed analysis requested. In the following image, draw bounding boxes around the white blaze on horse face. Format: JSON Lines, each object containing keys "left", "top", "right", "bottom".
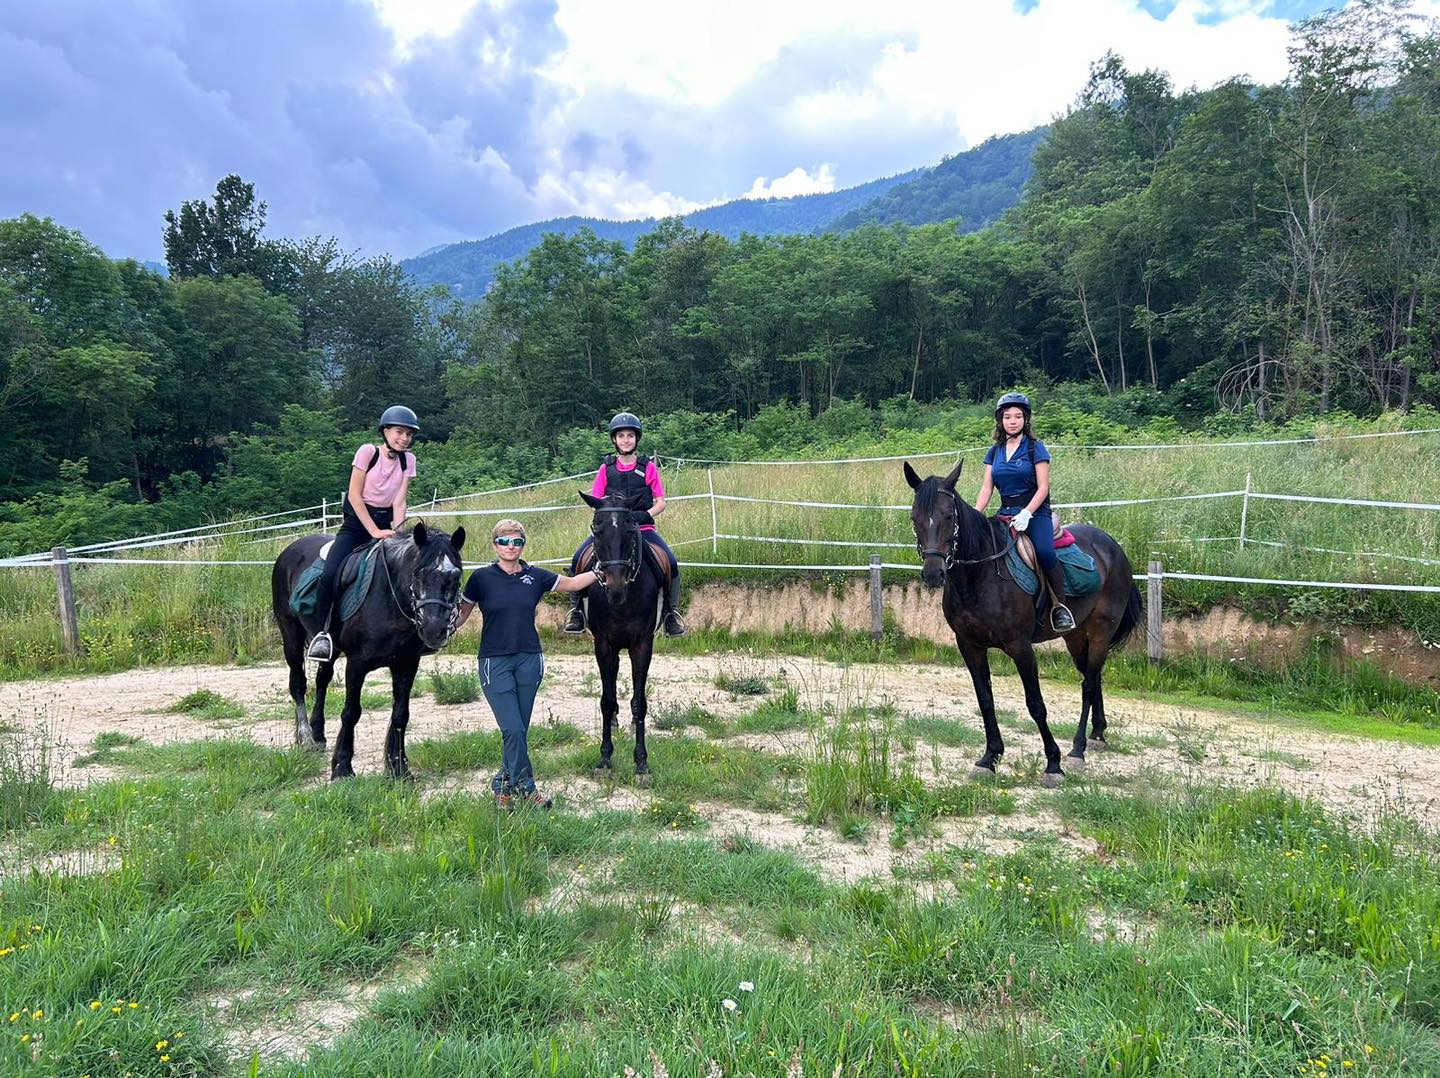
{"left": 439, "top": 555, "right": 458, "bottom": 575}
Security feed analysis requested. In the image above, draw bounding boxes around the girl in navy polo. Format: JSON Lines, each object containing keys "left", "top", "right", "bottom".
{"left": 454, "top": 518, "right": 596, "bottom": 809}
{"left": 973, "top": 392, "right": 1076, "bottom": 632}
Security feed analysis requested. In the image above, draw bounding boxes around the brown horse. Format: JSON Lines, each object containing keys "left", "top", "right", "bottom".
{"left": 904, "top": 460, "right": 1141, "bottom": 786}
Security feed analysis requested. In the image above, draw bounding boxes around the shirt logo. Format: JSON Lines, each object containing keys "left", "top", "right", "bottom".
{"left": 520, "top": 574, "right": 534, "bottom": 585}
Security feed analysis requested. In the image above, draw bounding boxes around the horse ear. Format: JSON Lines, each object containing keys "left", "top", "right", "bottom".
{"left": 579, "top": 491, "right": 604, "bottom": 510}
{"left": 451, "top": 526, "right": 465, "bottom": 553}
{"left": 412, "top": 521, "right": 428, "bottom": 546}
{"left": 903, "top": 461, "right": 922, "bottom": 490}
{"left": 943, "top": 459, "right": 964, "bottom": 489}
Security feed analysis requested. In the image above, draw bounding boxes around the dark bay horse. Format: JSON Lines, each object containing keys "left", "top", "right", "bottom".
{"left": 904, "top": 460, "right": 1141, "bottom": 786}
{"left": 578, "top": 491, "right": 663, "bottom": 784}
{"left": 271, "top": 522, "right": 466, "bottom": 780}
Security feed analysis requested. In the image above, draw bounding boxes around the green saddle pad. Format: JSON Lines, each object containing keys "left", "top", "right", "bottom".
{"left": 1005, "top": 538, "right": 1102, "bottom": 599}
{"left": 287, "top": 544, "right": 382, "bottom": 623}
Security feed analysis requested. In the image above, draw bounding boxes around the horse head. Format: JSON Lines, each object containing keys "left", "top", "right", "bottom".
{"left": 904, "top": 459, "right": 966, "bottom": 589}
{"left": 401, "top": 521, "right": 467, "bottom": 649}
{"left": 579, "top": 491, "right": 642, "bottom": 602}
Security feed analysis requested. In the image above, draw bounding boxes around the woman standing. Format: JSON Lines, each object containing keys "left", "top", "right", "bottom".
{"left": 973, "top": 392, "right": 1076, "bottom": 633}
{"left": 454, "top": 519, "right": 596, "bottom": 809}
{"left": 306, "top": 405, "right": 419, "bottom": 662}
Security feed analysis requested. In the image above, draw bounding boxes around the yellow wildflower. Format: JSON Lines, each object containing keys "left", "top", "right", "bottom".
{"left": 111, "top": 1007, "right": 122, "bottom": 1014}
{"left": 160, "top": 1054, "right": 170, "bottom": 1063}
{"left": 128, "top": 1002, "right": 138, "bottom": 1009}
{"left": 7, "top": 1013, "right": 17, "bottom": 1022}
{"left": 19, "top": 1034, "right": 29, "bottom": 1043}
{"left": 155, "top": 1039, "right": 168, "bottom": 1050}
{"left": 32, "top": 1009, "right": 42, "bottom": 1019}
{"left": 90, "top": 1001, "right": 102, "bottom": 1011}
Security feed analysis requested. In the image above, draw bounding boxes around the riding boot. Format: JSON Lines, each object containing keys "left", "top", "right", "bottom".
{"left": 661, "top": 576, "right": 686, "bottom": 637}
{"left": 1044, "top": 563, "right": 1076, "bottom": 633}
{"left": 563, "top": 592, "right": 586, "bottom": 634}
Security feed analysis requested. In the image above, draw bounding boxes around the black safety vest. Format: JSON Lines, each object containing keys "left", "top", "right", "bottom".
{"left": 603, "top": 453, "right": 654, "bottom": 512}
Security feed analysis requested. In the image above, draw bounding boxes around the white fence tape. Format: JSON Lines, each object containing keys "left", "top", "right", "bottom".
{"left": 716, "top": 533, "right": 914, "bottom": 550}
{"left": 1247, "top": 491, "right": 1440, "bottom": 512}
{"left": 430, "top": 470, "right": 594, "bottom": 505}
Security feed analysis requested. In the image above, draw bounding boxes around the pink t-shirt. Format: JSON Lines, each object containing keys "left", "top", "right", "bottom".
{"left": 591, "top": 458, "right": 664, "bottom": 531}
{"left": 352, "top": 444, "right": 416, "bottom": 508}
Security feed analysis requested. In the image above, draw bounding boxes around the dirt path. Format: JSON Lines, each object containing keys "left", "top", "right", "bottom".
{"left": 5, "top": 651, "right": 1436, "bottom": 834}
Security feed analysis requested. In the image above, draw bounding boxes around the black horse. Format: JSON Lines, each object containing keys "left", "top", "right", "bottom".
{"left": 904, "top": 460, "right": 1141, "bottom": 786}
{"left": 271, "top": 522, "right": 466, "bottom": 781}
{"left": 577, "top": 491, "right": 663, "bottom": 784}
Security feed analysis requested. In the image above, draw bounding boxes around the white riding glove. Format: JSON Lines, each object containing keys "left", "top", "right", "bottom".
{"left": 1012, "top": 508, "right": 1032, "bottom": 532}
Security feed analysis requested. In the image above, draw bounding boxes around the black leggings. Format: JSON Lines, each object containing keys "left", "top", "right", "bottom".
{"left": 312, "top": 504, "right": 391, "bottom": 632}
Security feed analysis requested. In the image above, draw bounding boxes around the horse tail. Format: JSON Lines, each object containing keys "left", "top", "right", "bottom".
{"left": 1110, "top": 584, "right": 1143, "bottom": 650}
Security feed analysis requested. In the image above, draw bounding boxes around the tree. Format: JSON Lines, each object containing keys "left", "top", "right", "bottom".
{"left": 163, "top": 175, "right": 288, "bottom": 286}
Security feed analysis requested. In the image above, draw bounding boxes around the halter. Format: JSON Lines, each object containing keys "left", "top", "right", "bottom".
{"left": 378, "top": 539, "right": 462, "bottom": 643}
{"left": 915, "top": 487, "right": 1016, "bottom": 571}
{"left": 590, "top": 507, "right": 641, "bottom": 588}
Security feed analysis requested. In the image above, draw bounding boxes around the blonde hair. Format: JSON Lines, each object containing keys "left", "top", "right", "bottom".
{"left": 491, "top": 519, "right": 526, "bottom": 540}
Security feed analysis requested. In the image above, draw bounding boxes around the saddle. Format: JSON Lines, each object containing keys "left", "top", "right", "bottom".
{"left": 1011, "top": 520, "right": 1076, "bottom": 573}
{"left": 575, "top": 539, "right": 673, "bottom": 586}
{"left": 288, "top": 540, "right": 383, "bottom": 623}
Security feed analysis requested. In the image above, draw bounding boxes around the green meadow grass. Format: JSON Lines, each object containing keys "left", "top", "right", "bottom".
{"left": 3, "top": 699, "right": 1438, "bottom": 1076}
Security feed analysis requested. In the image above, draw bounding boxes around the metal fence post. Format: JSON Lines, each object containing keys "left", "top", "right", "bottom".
{"left": 708, "top": 469, "right": 718, "bottom": 555}
{"left": 1238, "top": 471, "right": 1252, "bottom": 549}
{"left": 52, "top": 546, "right": 80, "bottom": 655}
{"left": 1146, "top": 559, "right": 1163, "bottom": 663}
{"left": 869, "top": 554, "right": 884, "bottom": 642}
{"left": 321, "top": 497, "right": 328, "bottom": 531}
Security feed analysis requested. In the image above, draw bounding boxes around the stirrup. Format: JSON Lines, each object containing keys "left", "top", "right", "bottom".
{"left": 306, "top": 631, "right": 334, "bottom": 661}
{"left": 1050, "top": 604, "right": 1076, "bottom": 633}
{"left": 563, "top": 609, "right": 587, "bottom": 634}
{"left": 663, "top": 611, "right": 687, "bottom": 637}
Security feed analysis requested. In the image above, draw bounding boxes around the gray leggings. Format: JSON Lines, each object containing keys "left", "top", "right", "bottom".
{"left": 481, "top": 651, "right": 545, "bottom": 794}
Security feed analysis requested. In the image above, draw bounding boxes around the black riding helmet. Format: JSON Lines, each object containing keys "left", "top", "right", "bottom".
{"left": 994, "top": 392, "right": 1031, "bottom": 418}
{"left": 607, "top": 412, "right": 643, "bottom": 441}
{"left": 379, "top": 405, "right": 420, "bottom": 433}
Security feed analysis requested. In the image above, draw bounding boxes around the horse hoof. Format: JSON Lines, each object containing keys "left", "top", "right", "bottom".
{"left": 593, "top": 764, "right": 613, "bottom": 778}
{"left": 1041, "top": 771, "right": 1066, "bottom": 789}
{"left": 330, "top": 769, "right": 355, "bottom": 782}
{"left": 634, "top": 771, "right": 652, "bottom": 788}
{"left": 1065, "top": 754, "right": 1087, "bottom": 774}
{"left": 298, "top": 738, "right": 325, "bottom": 753}
{"left": 969, "top": 765, "right": 997, "bottom": 781}
{"left": 1088, "top": 737, "right": 1109, "bottom": 752}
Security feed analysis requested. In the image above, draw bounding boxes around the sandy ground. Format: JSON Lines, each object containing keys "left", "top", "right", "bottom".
{"left": 4, "top": 649, "right": 1437, "bottom": 841}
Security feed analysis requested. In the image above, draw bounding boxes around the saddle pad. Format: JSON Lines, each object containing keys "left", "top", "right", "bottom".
{"left": 1004, "top": 541, "right": 1102, "bottom": 600}
{"left": 576, "top": 542, "right": 670, "bottom": 584}
{"left": 287, "top": 543, "right": 381, "bottom": 623}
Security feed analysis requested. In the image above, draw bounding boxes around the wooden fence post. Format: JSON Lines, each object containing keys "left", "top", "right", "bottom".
{"left": 869, "top": 554, "right": 884, "bottom": 642}
{"left": 1146, "top": 559, "right": 1163, "bottom": 663}
{"left": 52, "top": 546, "right": 80, "bottom": 655}
{"left": 1238, "top": 471, "right": 1252, "bottom": 549}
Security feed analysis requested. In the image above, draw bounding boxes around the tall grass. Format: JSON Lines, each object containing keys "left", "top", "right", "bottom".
{"left": 3, "top": 422, "right": 1439, "bottom": 678}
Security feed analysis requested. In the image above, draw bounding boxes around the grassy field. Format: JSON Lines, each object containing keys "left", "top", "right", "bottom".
{"left": 1, "top": 421, "right": 1438, "bottom": 680}
{"left": 3, "top": 683, "right": 1438, "bottom": 1077}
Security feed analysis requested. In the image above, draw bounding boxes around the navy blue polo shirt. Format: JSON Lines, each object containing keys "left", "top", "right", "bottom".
{"left": 462, "top": 561, "right": 559, "bottom": 657}
{"left": 983, "top": 436, "right": 1052, "bottom": 511}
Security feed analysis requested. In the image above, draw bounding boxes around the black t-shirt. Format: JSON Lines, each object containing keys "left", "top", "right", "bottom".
{"left": 462, "top": 562, "right": 560, "bottom": 657}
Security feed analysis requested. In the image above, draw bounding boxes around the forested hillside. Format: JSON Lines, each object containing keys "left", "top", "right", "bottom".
{"left": 2, "top": 3, "right": 1437, "bottom": 560}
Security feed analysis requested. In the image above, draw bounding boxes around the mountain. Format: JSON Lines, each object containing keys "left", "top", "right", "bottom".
{"left": 825, "top": 127, "right": 1047, "bottom": 232}
{"left": 401, "top": 126, "right": 1046, "bottom": 297}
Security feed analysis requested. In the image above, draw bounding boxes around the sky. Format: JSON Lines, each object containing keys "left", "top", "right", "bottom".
{"left": 0, "top": 0, "right": 1409, "bottom": 263}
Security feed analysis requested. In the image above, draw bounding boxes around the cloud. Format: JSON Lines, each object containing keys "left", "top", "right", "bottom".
{"left": 744, "top": 165, "right": 837, "bottom": 200}
{"left": 6, "top": 0, "right": 1418, "bottom": 263}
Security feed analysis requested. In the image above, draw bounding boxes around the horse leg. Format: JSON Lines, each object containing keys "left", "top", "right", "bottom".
{"left": 306, "top": 658, "right": 334, "bottom": 749}
{"left": 958, "top": 642, "right": 1005, "bottom": 777}
{"left": 594, "top": 639, "right": 620, "bottom": 774}
{"left": 1007, "top": 643, "right": 1064, "bottom": 787}
{"left": 384, "top": 654, "right": 420, "bottom": 781}
{"left": 629, "top": 634, "right": 654, "bottom": 785}
{"left": 331, "top": 661, "right": 367, "bottom": 780}
{"left": 1064, "top": 633, "right": 1092, "bottom": 771}
{"left": 1087, "top": 646, "right": 1112, "bottom": 750}
{"left": 283, "top": 634, "right": 317, "bottom": 748}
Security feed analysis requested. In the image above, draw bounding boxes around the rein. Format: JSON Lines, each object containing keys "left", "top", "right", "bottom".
{"left": 916, "top": 487, "right": 1017, "bottom": 570}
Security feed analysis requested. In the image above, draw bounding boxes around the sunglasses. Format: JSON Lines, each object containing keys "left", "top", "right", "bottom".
{"left": 493, "top": 536, "right": 526, "bottom": 548}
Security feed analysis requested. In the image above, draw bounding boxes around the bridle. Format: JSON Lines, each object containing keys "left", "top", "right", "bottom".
{"left": 590, "top": 507, "right": 641, "bottom": 589}
{"left": 914, "top": 487, "right": 1016, "bottom": 571}
{"left": 378, "top": 539, "right": 462, "bottom": 642}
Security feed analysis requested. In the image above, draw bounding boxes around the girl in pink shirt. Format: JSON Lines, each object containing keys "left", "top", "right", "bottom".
{"left": 564, "top": 412, "right": 685, "bottom": 637}
{"left": 305, "top": 405, "right": 420, "bottom": 661}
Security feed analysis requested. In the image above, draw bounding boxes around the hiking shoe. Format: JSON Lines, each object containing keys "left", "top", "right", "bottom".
{"left": 563, "top": 607, "right": 587, "bottom": 634}
{"left": 1050, "top": 604, "right": 1076, "bottom": 633}
{"left": 493, "top": 791, "right": 513, "bottom": 811}
{"left": 662, "top": 611, "right": 687, "bottom": 637}
{"left": 306, "top": 631, "right": 334, "bottom": 662}
{"left": 518, "top": 789, "right": 553, "bottom": 810}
